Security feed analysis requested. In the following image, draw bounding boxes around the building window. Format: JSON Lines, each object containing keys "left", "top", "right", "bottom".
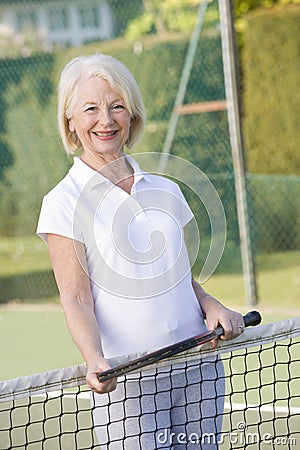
{"left": 48, "top": 7, "right": 69, "bottom": 31}
{"left": 79, "top": 5, "right": 100, "bottom": 29}
{"left": 16, "top": 10, "right": 38, "bottom": 31}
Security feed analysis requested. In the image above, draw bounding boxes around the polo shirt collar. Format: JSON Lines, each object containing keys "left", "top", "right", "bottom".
{"left": 70, "top": 154, "right": 151, "bottom": 190}
{"left": 125, "top": 154, "right": 152, "bottom": 184}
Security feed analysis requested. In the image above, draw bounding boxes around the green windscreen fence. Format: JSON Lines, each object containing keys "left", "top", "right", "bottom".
{"left": 0, "top": 0, "right": 299, "bottom": 303}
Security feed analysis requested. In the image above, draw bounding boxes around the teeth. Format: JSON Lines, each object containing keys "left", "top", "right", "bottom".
{"left": 94, "top": 131, "right": 116, "bottom": 137}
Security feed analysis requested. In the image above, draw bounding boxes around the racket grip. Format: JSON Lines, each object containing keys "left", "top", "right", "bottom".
{"left": 243, "top": 310, "right": 262, "bottom": 327}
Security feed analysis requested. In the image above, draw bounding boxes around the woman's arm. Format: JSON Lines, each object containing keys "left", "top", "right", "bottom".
{"left": 192, "top": 277, "right": 244, "bottom": 346}
{"left": 47, "top": 233, "right": 117, "bottom": 394}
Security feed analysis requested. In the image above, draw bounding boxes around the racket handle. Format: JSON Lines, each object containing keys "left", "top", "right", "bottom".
{"left": 243, "top": 310, "right": 262, "bottom": 327}
{"left": 215, "top": 310, "right": 262, "bottom": 338}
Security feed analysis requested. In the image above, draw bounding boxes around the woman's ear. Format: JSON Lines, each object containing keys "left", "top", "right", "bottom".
{"left": 69, "top": 119, "right": 75, "bottom": 133}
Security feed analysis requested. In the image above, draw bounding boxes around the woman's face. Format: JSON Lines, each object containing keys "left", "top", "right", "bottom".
{"left": 69, "top": 77, "right": 131, "bottom": 158}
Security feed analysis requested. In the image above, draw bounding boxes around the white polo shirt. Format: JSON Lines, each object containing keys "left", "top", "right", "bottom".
{"left": 37, "top": 155, "right": 206, "bottom": 358}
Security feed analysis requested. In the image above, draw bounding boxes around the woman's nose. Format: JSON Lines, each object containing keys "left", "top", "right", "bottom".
{"left": 97, "top": 108, "right": 114, "bottom": 126}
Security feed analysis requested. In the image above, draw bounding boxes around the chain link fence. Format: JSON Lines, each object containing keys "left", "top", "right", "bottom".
{"left": 0, "top": 0, "right": 299, "bottom": 304}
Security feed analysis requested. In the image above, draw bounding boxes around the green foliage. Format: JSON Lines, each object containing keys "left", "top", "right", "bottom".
{"left": 125, "top": 0, "right": 203, "bottom": 37}
{"left": 0, "top": 236, "right": 51, "bottom": 277}
{"left": 110, "top": 0, "right": 144, "bottom": 36}
{"left": 241, "top": 5, "right": 300, "bottom": 174}
{"left": 248, "top": 174, "right": 300, "bottom": 251}
{"left": 125, "top": 12, "right": 156, "bottom": 37}
{"left": 234, "top": 0, "right": 300, "bottom": 17}
{"left": 0, "top": 55, "right": 70, "bottom": 235}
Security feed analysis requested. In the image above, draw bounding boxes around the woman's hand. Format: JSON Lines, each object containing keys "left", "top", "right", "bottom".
{"left": 86, "top": 357, "right": 117, "bottom": 394}
{"left": 191, "top": 278, "right": 245, "bottom": 349}
{"left": 203, "top": 298, "right": 245, "bottom": 347}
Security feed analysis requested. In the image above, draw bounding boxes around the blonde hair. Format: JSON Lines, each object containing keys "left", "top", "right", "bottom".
{"left": 58, "top": 54, "right": 146, "bottom": 154}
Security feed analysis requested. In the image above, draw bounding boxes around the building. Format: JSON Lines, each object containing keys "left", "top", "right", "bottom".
{"left": 0, "top": 0, "right": 114, "bottom": 48}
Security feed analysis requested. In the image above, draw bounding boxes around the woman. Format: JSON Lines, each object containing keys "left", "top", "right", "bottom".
{"left": 37, "top": 54, "right": 244, "bottom": 449}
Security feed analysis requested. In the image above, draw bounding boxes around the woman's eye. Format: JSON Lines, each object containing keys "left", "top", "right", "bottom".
{"left": 85, "top": 106, "right": 98, "bottom": 112}
{"left": 111, "top": 104, "right": 125, "bottom": 111}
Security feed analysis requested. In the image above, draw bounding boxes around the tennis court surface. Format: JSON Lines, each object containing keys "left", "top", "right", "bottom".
{"left": 1, "top": 317, "right": 299, "bottom": 449}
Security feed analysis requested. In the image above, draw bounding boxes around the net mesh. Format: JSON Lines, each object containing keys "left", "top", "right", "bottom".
{"left": 1, "top": 318, "right": 300, "bottom": 449}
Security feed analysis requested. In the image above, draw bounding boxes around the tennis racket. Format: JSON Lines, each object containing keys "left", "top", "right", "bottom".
{"left": 98, "top": 310, "right": 262, "bottom": 382}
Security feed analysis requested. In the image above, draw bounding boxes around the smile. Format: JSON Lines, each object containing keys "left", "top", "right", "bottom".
{"left": 93, "top": 131, "right": 118, "bottom": 138}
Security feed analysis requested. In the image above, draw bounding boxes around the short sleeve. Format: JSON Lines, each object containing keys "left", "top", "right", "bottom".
{"left": 36, "top": 194, "right": 84, "bottom": 244}
{"left": 175, "top": 184, "right": 194, "bottom": 227}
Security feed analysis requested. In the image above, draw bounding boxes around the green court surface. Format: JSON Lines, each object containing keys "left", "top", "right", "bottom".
{"left": 0, "top": 307, "right": 82, "bottom": 381}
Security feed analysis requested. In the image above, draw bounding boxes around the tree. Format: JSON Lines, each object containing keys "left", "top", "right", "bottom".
{"left": 0, "top": 75, "right": 69, "bottom": 235}
{"left": 234, "top": 0, "right": 299, "bottom": 17}
{"left": 125, "top": 0, "right": 200, "bottom": 37}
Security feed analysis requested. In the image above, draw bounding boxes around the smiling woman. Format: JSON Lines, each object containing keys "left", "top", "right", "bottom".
{"left": 35, "top": 53, "right": 245, "bottom": 449}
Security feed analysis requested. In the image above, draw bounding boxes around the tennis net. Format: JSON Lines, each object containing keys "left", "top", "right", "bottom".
{"left": 1, "top": 317, "right": 299, "bottom": 449}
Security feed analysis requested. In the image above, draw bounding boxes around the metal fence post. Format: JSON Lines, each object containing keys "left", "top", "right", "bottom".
{"left": 218, "top": 0, "right": 258, "bottom": 305}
